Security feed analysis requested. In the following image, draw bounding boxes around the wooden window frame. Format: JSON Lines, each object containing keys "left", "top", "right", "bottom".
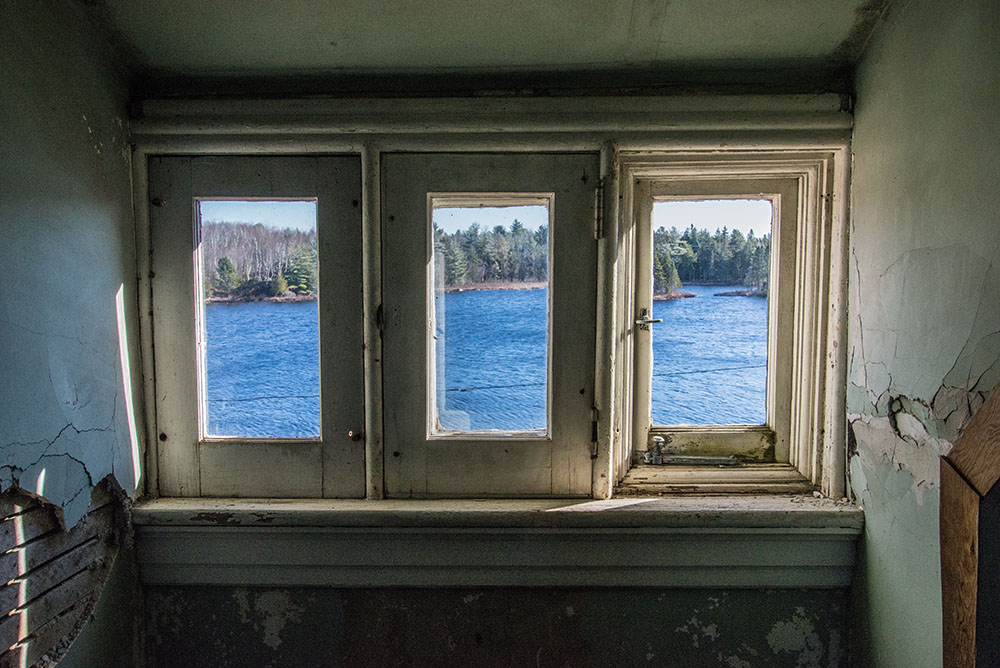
{"left": 614, "top": 152, "right": 848, "bottom": 495}
{"left": 132, "top": 95, "right": 851, "bottom": 500}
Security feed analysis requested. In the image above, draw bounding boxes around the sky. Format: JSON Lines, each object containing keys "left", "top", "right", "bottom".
{"left": 198, "top": 199, "right": 318, "bottom": 232}
{"left": 653, "top": 199, "right": 772, "bottom": 237}
{"left": 195, "top": 198, "right": 769, "bottom": 237}
{"left": 433, "top": 205, "right": 549, "bottom": 235}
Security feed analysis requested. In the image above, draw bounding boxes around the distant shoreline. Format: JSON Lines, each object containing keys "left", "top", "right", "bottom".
{"left": 443, "top": 281, "right": 546, "bottom": 292}
{"left": 714, "top": 289, "right": 767, "bottom": 298}
{"left": 206, "top": 294, "right": 317, "bottom": 304}
{"left": 653, "top": 291, "right": 696, "bottom": 301}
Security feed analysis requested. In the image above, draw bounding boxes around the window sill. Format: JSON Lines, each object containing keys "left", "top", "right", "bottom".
{"left": 133, "top": 496, "right": 861, "bottom": 589}
{"left": 615, "top": 463, "right": 817, "bottom": 495}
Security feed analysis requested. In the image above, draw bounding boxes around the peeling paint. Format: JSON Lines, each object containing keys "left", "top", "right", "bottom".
{"left": 2, "top": 1, "right": 139, "bottom": 529}
{"left": 766, "top": 609, "right": 827, "bottom": 666}
{"left": 232, "top": 589, "right": 305, "bottom": 650}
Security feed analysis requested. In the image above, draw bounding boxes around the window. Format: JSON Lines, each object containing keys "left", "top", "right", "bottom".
{"left": 148, "top": 156, "right": 365, "bottom": 497}
{"left": 614, "top": 152, "right": 846, "bottom": 493}
{"left": 138, "top": 96, "right": 850, "bottom": 500}
{"left": 428, "top": 195, "right": 552, "bottom": 436}
{"left": 381, "top": 153, "right": 597, "bottom": 497}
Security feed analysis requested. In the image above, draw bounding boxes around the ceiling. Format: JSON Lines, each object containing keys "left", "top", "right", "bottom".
{"left": 82, "top": 0, "right": 888, "bottom": 95}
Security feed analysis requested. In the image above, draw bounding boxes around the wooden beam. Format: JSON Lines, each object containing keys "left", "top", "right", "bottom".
{"left": 947, "top": 383, "right": 1000, "bottom": 496}
{"left": 940, "top": 458, "right": 979, "bottom": 668}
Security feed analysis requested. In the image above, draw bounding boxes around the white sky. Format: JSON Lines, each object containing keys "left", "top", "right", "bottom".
{"left": 653, "top": 199, "right": 772, "bottom": 237}
{"left": 433, "top": 205, "right": 548, "bottom": 235}
{"left": 198, "top": 199, "right": 318, "bottom": 232}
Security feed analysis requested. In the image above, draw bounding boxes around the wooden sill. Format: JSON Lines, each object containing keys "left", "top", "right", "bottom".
{"left": 133, "top": 496, "right": 861, "bottom": 589}
{"left": 616, "top": 463, "right": 817, "bottom": 496}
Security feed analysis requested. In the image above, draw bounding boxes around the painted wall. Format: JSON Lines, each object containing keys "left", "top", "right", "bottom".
{"left": 146, "top": 586, "right": 847, "bottom": 668}
{"left": 0, "top": 1, "right": 143, "bottom": 526}
{"left": 848, "top": 0, "right": 1000, "bottom": 665}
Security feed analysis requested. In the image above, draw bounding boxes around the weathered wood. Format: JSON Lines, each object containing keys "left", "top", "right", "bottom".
{"left": 0, "top": 505, "right": 113, "bottom": 583}
{"left": 382, "top": 153, "right": 598, "bottom": 498}
{"left": 0, "top": 498, "right": 117, "bottom": 664}
{"left": 0, "top": 562, "right": 109, "bottom": 657}
{"left": 940, "top": 459, "right": 979, "bottom": 668}
{"left": 0, "top": 504, "right": 58, "bottom": 554}
{"left": 947, "top": 383, "right": 1000, "bottom": 496}
{"left": 0, "top": 593, "right": 100, "bottom": 668}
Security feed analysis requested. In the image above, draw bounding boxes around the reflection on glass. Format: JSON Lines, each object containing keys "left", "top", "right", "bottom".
{"left": 650, "top": 199, "right": 772, "bottom": 425}
{"left": 197, "top": 199, "right": 320, "bottom": 438}
{"left": 430, "top": 203, "right": 550, "bottom": 433}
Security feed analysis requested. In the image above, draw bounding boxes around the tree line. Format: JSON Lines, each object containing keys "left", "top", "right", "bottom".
{"left": 432, "top": 220, "right": 770, "bottom": 294}
{"left": 654, "top": 225, "right": 770, "bottom": 295}
{"left": 202, "top": 221, "right": 317, "bottom": 299}
{"left": 201, "top": 219, "right": 769, "bottom": 300}
{"left": 433, "top": 221, "right": 548, "bottom": 286}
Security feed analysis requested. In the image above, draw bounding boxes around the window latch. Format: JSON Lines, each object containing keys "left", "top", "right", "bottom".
{"left": 635, "top": 308, "right": 662, "bottom": 330}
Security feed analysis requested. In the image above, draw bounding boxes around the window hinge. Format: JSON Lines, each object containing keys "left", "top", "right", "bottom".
{"left": 594, "top": 178, "right": 605, "bottom": 240}
{"left": 375, "top": 303, "right": 385, "bottom": 335}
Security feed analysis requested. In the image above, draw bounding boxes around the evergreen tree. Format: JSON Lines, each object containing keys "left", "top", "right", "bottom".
{"left": 269, "top": 270, "right": 289, "bottom": 296}
{"left": 214, "top": 256, "right": 240, "bottom": 294}
{"left": 286, "top": 245, "right": 317, "bottom": 294}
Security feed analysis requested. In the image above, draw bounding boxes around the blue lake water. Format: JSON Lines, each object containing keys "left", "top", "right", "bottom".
{"left": 205, "top": 301, "right": 320, "bottom": 438}
{"left": 204, "top": 285, "right": 766, "bottom": 437}
{"left": 650, "top": 285, "right": 767, "bottom": 425}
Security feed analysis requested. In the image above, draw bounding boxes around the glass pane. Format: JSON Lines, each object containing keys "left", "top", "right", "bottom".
{"left": 197, "top": 199, "right": 320, "bottom": 438}
{"left": 650, "top": 199, "right": 771, "bottom": 425}
{"left": 430, "top": 202, "right": 550, "bottom": 433}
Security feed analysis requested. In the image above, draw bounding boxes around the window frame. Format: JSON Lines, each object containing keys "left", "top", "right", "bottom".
{"left": 613, "top": 151, "right": 848, "bottom": 494}
{"left": 132, "top": 95, "right": 851, "bottom": 501}
{"left": 146, "top": 155, "right": 366, "bottom": 498}
{"left": 380, "top": 152, "right": 599, "bottom": 498}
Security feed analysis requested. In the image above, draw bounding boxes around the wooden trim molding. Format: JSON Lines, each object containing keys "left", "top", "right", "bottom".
{"left": 133, "top": 497, "right": 862, "bottom": 589}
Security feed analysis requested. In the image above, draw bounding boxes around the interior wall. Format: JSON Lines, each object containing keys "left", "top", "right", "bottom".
{"left": 848, "top": 0, "right": 1000, "bottom": 665}
{"left": 146, "top": 586, "right": 848, "bottom": 668}
{"left": 0, "top": 3, "right": 145, "bottom": 663}
{"left": 0, "top": 1, "right": 143, "bottom": 525}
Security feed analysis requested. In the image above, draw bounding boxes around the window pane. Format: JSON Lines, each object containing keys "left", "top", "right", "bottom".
{"left": 650, "top": 199, "right": 771, "bottom": 425}
{"left": 197, "top": 200, "right": 320, "bottom": 438}
{"left": 430, "top": 202, "right": 550, "bottom": 433}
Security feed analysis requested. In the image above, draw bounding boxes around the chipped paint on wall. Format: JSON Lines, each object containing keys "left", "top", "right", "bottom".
{"left": 0, "top": 1, "right": 141, "bottom": 527}
{"left": 848, "top": 0, "right": 1000, "bottom": 665}
{"left": 233, "top": 589, "right": 306, "bottom": 650}
{"left": 766, "top": 607, "right": 842, "bottom": 668}
{"left": 146, "top": 587, "right": 848, "bottom": 668}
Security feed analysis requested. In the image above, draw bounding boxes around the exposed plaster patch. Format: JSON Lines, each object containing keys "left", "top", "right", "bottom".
{"left": 766, "top": 608, "right": 825, "bottom": 666}
{"left": 232, "top": 589, "right": 305, "bottom": 650}
{"left": 674, "top": 613, "right": 718, "bottom": 649}
{"left": 849, "top": 407, "right": 951, "bottom": 504}
{"left": 718, "top": 654, "right": 752, "bottom": 668}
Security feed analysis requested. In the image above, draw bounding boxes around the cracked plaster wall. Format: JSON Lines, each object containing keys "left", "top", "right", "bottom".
{"left": 848, "top": 0, "right": 1000, "bottom": 665}
{"left": 0, "top": 1, "right": 142, "bottom": 527}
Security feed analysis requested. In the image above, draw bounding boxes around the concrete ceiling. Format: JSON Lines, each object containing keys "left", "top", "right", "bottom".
{"left": 83, "top": 0, "right": 887, "bottom": 93}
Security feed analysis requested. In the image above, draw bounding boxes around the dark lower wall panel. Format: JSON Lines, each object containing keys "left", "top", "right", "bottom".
{"left": 146, "top": 586, "right": 846, "bottom": 668}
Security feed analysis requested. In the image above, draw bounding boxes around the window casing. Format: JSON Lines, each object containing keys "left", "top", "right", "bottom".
{"left": 135, "top": 96, "right": 850, "bottom": 500}
{"left": 614, "top": 152, "right": 846, "bottom": 492}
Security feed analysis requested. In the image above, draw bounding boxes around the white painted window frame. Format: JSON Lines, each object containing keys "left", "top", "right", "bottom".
{"left": 131, "top": 95, "right": 851, "bottom": 500}
{"left": 614, "top": 151, "right": 849, "bottom": 496}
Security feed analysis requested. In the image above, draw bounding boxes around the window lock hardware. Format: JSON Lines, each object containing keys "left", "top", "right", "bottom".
{"left": 642, "top": 436, "right": 665, "bottom": 464}
{"left": 348, "top": 429, "right": 365, "bottom": 442}
{"left": 635, "top": 308, "right": 662, "bottom": 330}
